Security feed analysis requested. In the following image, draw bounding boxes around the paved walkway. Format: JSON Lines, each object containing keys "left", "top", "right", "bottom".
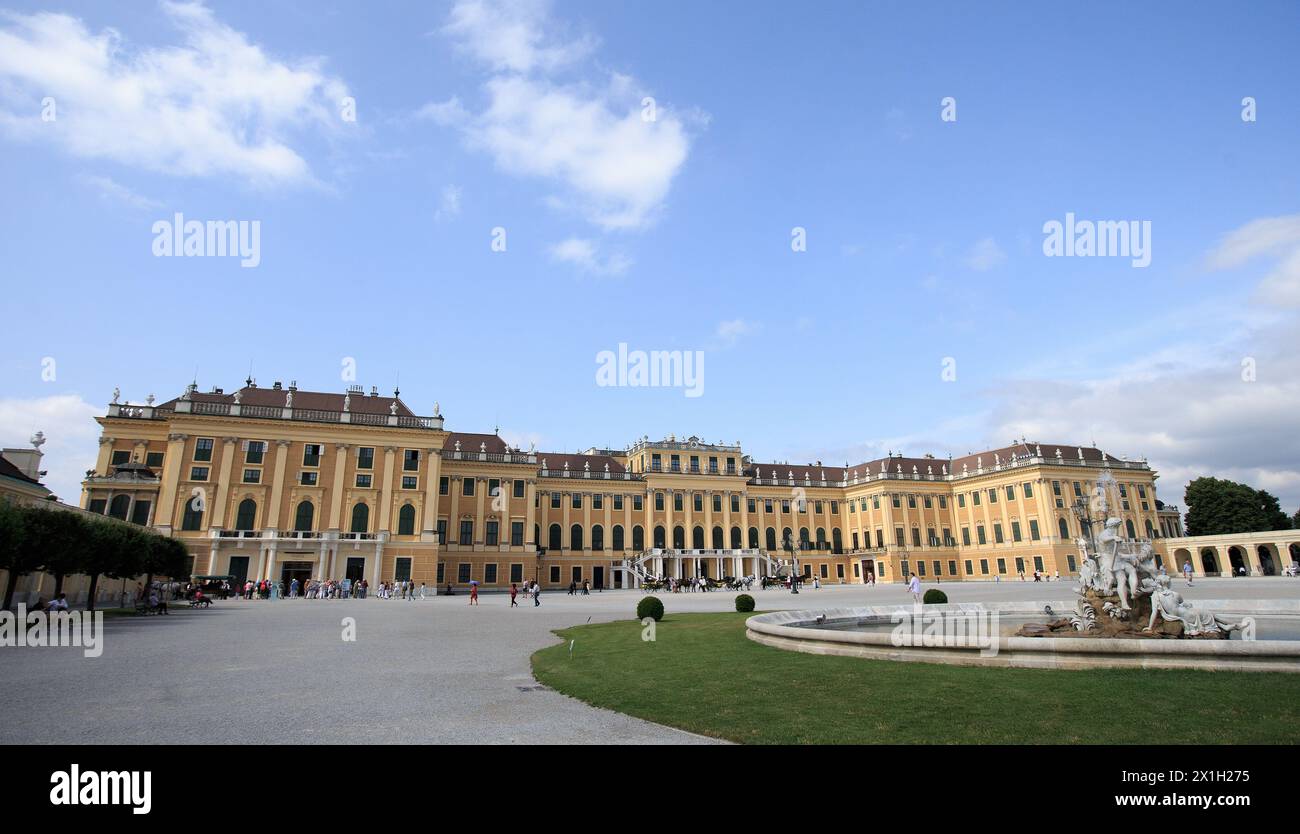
{"left": 1, "top": 577, "right": 1295, "bottom": 744}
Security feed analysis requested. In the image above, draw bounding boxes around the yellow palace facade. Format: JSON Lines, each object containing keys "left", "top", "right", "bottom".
{"left": 82, "top": 381, "right": 1181, "bottom": 591}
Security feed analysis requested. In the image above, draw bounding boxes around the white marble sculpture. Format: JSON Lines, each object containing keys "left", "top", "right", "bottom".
{"left": 1146, "top": 576, "right": 1252, "bottom": 637}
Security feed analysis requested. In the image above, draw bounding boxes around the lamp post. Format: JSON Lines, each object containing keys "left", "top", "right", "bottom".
{"left": 786, "top": 533, "right": 800, "bottom": 594}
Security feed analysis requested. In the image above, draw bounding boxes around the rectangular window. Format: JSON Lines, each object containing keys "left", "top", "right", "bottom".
{"left": 395, "top": 558, "right": 412, "bottom": 583}
{"left": 988, "top": 489, "right": 998, "bottom": 504}
{"left": 511, "top": 521, "right": 524, "bottom": 546}
{"left": 830, "top": 500, "right": 838, "bottom": 514}
{"left": 300, "top": 471, "right": 317, "bottom": 486}
{"left": 593, "top": 494, "right": 603, "bottom": 510}
{"left": 634, "top": 495, "right": 643, "bottom": 511}
{"left": 923, "top": 496, "right": 932, "bottom": 509}
{"left": 145, "top": 451, "right": 165, "bottom": 468}
{"left": 402, "top": 476, "right": 418, "bottom": 490}
{"left": 436, "top": 520, "right": 447, "bottom": 544}
{"left": 245, "top": 441, "right": 265, "bottom": 464}
{"left": 549, "top": 566, "right": 561, "bottom": 583}
{"left": 694, "top": 494, "right": 703, "bottom": 512}
{"left": 1023, "top": 482, "right": 1033, "bottom": 499}
{"left": 911, "top": 528, "right": 921, "bottom": 546}
{"left": 459, "top": 520, "right": 473, "bottom": 545}
{"left": 1029, "top": 520, "right": 1041, "bottom": 541}
{"left": 109, "top": 450, "right": 128, "bottom": 466}
{"left": 1006, "top": 485, "right": 1016, "bottom": 500}
{"left": 997, "top": 558, "right": 1006, "bottom": 574}
{"left": 194, "top": 438, "right": 214, "bottom": 462}
{"left": 977, "top": 526, "right": 987, "bottom": 545}
{"left": 404, "top": 449, "right": 420, "bottom": 471}
{"left": 572, "top": 493, "right": 582, "bottom": 510}
{"left": 1033, "top": 556, "right": 1044, "bottom": 572}
{"left": 357, "top": 447, "right": 374, "bottom": 470}
{"left": 747, "top": 499, "right": 756, "bottom": 513}
{"left": 486, "top": 521, "right": 499, "bottom": 546}
{"left": 916, "top": 561, "right": 926, "bottom": 577}
{"left": 939, "top": 496, "right": 947, "bottom": 509}
{"left": 131, "top": 500, "right": 151, "bottom": 526}
{"left": 463, "top": 478, "right": 475, "bottom": 497}
{"left": 439, "top": 476, "right": 449, "bottom": 495}
{"left": 510, "top": 563, "right": 523, "bottom": 583}
{"left": 994, "top": 523, "right": 1004, "bottom": 544}
{"left": 572, "top": 566, "right": 583, "bottom": 583}
{"left": 892, "top": 495, "right": 901, "bottom": 508}
{"left": 962, "top": 527, "right": 971, "bottom": 546}
{"left": 895, "top": 526, "right": 905, "bottom": 545}
{"left": 513, "top": 479, "right": 525, "bottom": 498}
{"left": 552, "top": 493, "right": 562, "bottom": 509}
{"left": 458, "top": 563, "right": 471, "bottom": 583}
{"left": 980, "top": 559, "right": 989, "bottom": 575}
{"left": 485, "top": 563, "right": 498, "bottom": 584}
{"left": 713, "top": 494, "right": 722, "bottom": 513}
{"left": 242, "top": 468, "right": 261, "bottom": 484}
{"left": 302, "top": 443, "right": 321, "bottom": 467}
{"left": 958, "top": 493, "right": 966, "bottom": 508}
{"left": 819, "top": 564, "right": 828, "bottom": 579}
{"left": 1052, "top": 480, "right": 1061, "bottom": 496}
{"left": 973, "top": 492, "right": 981, "bottom": 506}
{"left": 1012, "top": 521, "right": 1022, "bottom": 542}
{"left": 88, "top": 498, "right": 107, "bottom": 515}
{"left": 907, "top": 495, "right": 916, "bottom": 509}
{"left": 489, "top": 478, "right": 501, "bottom": 498}
{"left": 614, "top": 495, "right": 624, "bottom": 510}
{"left": 674, "top": 494, "right": 683, "bottom": 512}
{"left": 190, "top": 466, "right": 209, "bottom": 481}
{"left": 355, "top": 474, "right": 372, "bottom": 488}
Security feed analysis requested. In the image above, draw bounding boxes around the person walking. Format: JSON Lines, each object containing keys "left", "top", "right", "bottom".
{"left": 469, "top": 580, "right": 479, "bottom": 606}
{"left": 1183, "top": 559, "right": 1194, "bottom": 586}
{"left": 908, "top": 572, "right": 922, "bottom": 606}
{"left": 533, "top": 581, "right": 542, "bottom": 607}
{"left": 509, "top": 582, "right": 519, "bottom": 607}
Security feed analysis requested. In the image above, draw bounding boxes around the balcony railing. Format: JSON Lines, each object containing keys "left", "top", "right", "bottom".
{"left": 107, "top": 400, "right": 445, "bottom": 430}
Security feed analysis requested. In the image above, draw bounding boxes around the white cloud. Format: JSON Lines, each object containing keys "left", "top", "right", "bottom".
{"left": 426, "top": 0, "right": 693, "bottom": 230}
{"left": 1205, "top": 213, "right": 1300, "bottom": 307}
{"left": 0, "top": 1, "right": 351, "bottom": 186}
{"left": 442, "top": 0, "right": 594, "bottom": 74}
{"left": 435, "top": 184, "right": 462, "bottom": 222}
{"left": 547, "top": 237, "right": 631, "bottom": 276}
{"left": 965, "top": 237, "right": 1006, "bottom": 272}
{"left": 0, "top": 394, "right": 100, "bottom": 504}
{"left": 75, "top": 173, "right": 160, "bottom": 210}
{"left": 715, "top": 319, "right": 757, "bottom": 346}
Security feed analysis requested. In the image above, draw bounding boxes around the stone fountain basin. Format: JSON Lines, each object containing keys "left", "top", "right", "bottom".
{"left": 745, "top": 601, "right": 1300, "bottom": 673}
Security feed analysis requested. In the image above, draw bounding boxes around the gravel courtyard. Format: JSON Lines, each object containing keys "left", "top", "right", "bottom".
{"left": 1, "top": 577, "right": 1295, "bottom": 744}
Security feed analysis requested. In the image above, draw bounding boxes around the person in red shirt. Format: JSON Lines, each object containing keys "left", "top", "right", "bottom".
{"left": 509, "top": 583, "right": 518, "bottom": 607}
{"left": 469, "top": 581, "right": 479, "bottom": 606}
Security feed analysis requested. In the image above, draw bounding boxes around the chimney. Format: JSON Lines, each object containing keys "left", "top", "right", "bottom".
{"left": 370, "top": 386, "right": 378, "bottom": 397}
{"left": 272, "top": 381, "right": 282, "bottom": 390}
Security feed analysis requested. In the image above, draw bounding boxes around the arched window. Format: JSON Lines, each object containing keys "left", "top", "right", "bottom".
{"left": 832, "top": 529, "right": 843, "bottom": 554}
{"left": 730, "top": 526, "right": 742, "bottom": 549}
{"left": 1145, "top": 519, "right": 1155, "bottom": 539}
{"left": 815, "top": 527, "right": 827, "bottom": 550}
{"left": 673, "top": 526, "right": 685, "bottom": 549}
{"left": 632, "top": 525, "right": 644, "bottom": 550}
{"left": 1058, "top": 517, "right": 1069, "bottom": 540}
{"left": 612, "top": 525, "right": 624, "bottom": 550}
{"left": 591, "top": 525, "right": 604, "bottom": 551}
{"left": 181, "top": 495, "right": 204, "bottom": 531}
{"left": 235, "top": 498, "right": 257, "bottom": 531}
{"left": 748, "top": 527, "right": 759, "bottom": 548}
{"left": 109, "top": 495, "right": 130, "bottom": 520}
{"left": 570, "top": 524, "right": 584, "bottom": 551}
{"left": 1125, "top": 519, "right": 1136, "bottom": 539}
{"left": 398, "top": 504, "right": 416, "bottom": 535}
{"left": 294, "top": 500, "right": 314, "bottom": 532}
{"left": 782, "top": 527, "right": 794, "bottom": 550}
{"left": 799, "top": 527, "right": 811, "bottom": 549}
{"left": 653, "top": 525, "right": 665, "bottom": 549}
{"left": 765, "top": 527, "right": 777, "bottom": 551}
{"left": 350, "top": 502, "right": 370, "bottom": 533}
{"left": 548, "top": 524, "right": 562, "bottom": 551}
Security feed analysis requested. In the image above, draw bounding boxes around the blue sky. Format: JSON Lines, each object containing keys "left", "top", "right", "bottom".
{"left": 2, "top": 0, "right": 1299, "bottom": 511}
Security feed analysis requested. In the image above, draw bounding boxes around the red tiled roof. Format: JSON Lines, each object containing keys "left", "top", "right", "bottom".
{"left": 443, "top": 432, "right": 510, "bottom": 454}
{"left": 160, "top": 385, "right": 417, "bottom": 417}
{"left": 538, "top": 452, "right": 627, "bottom": 475}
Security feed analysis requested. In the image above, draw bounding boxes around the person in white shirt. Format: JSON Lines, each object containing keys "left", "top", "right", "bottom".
{"left": 908, "top": 573, "right": 921, "bottom": 605}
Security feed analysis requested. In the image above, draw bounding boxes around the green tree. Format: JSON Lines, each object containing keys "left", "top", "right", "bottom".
{"left": 24, "top": 507, "right": 88, "bottom": 598}
{"left": 0, "top": 502, "right": 37, "bottom": 610}
{"left": 82, "top": 518, "right": 146, "bottom": 611}
{"left": 1184, "top": 477, "right": 1294, "bottom": 536}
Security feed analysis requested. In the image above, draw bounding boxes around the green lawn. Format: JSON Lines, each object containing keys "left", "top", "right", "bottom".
{"left": 531, "top": 611, "right": 1300, "bottom": 744}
